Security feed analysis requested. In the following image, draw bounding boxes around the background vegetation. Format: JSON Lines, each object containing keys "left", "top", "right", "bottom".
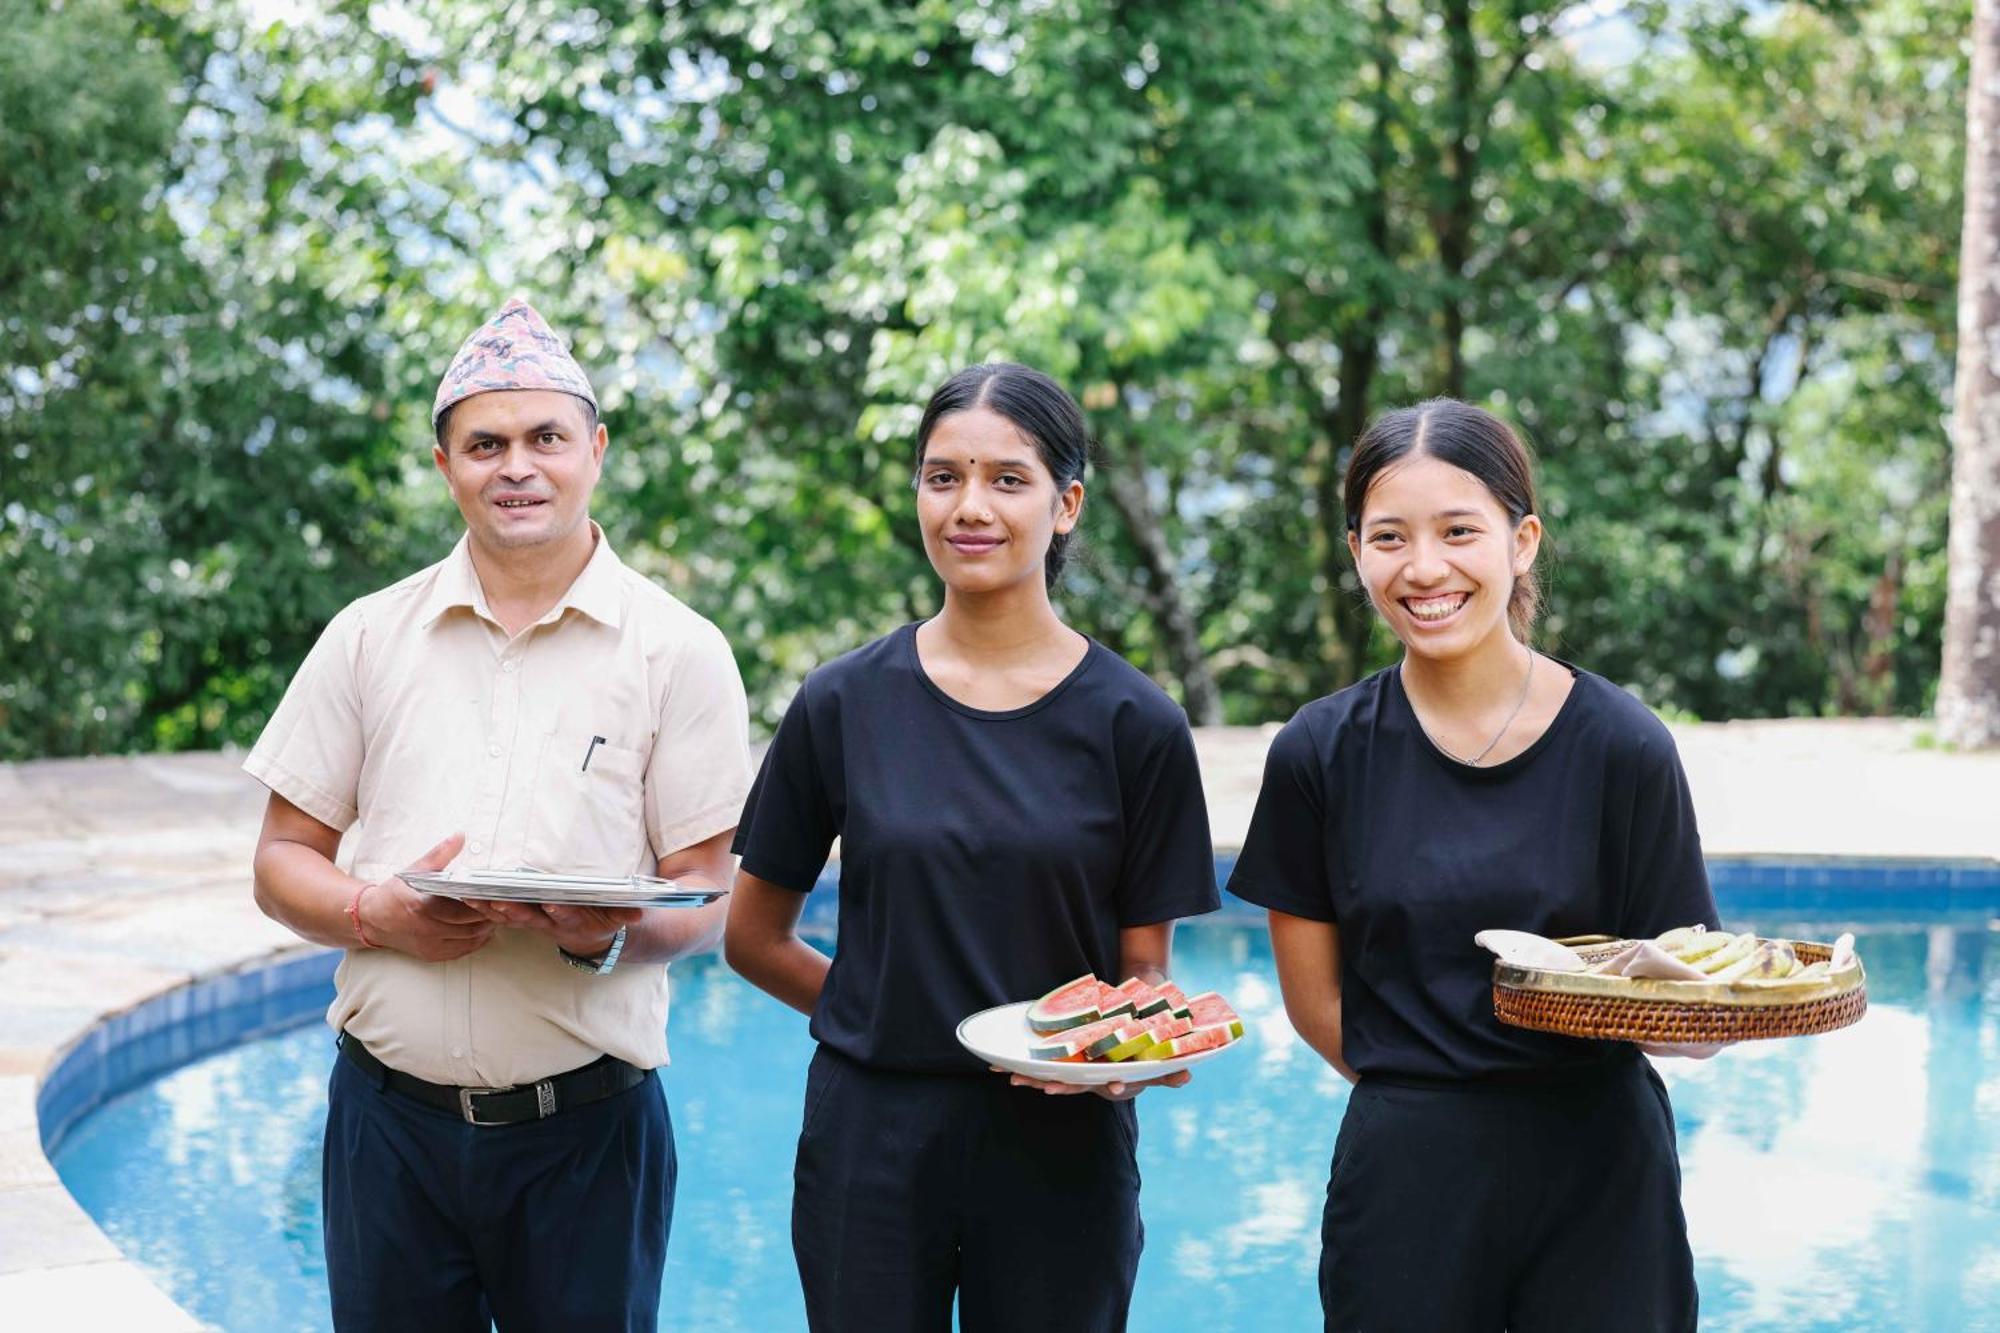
{"left": 0, "top": 0, "right": 1969, "bottom": 757}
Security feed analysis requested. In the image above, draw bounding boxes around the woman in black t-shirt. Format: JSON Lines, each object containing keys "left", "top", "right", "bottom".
{"left": 1229, "top": 399, "right": 1718, "bottom": 1332}
{"left": 724, "top": 363, "right": 1219, "bottom": 1333}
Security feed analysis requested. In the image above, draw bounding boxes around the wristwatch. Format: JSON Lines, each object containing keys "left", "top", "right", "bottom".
{"left": 560, "top": 925, "right": 627, "bottom": 976}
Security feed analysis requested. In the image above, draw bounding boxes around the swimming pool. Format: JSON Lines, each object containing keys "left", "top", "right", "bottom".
{"left": 48, "top": 878, "right": 2000, "bottom": 1332}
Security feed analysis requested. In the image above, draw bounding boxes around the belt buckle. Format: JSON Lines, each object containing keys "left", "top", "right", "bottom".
{"left": 458, "top": 1085, "right": 512, "bottom": 1126}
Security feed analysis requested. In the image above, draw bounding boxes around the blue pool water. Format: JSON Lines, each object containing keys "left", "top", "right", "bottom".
{"left": 51, "top": 909, "right": 2000, "bottom": 1332}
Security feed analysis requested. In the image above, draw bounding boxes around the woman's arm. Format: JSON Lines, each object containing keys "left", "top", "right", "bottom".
{"left": 1268, "top": 909, "right": 1357, "bottom": 1083}
{"left": 1115, "top": 920, "right": 1174, "bottom": 987}
{"left": 722, "top": 870, "right": 831, "bottom": 1015}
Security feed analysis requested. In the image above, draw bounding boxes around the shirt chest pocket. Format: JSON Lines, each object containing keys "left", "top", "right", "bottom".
{"left": 522, "top": 732, "right": 650, "bottom": 876}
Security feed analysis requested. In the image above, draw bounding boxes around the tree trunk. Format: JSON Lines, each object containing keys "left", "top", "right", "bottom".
{"left": 1310, "top": 0, "right": 1397, "bottom": 688}
{"left": 1320, "top": 328, "right": 1379, "bottom": 682}
{"left": 1434, "top": 0, "right": 1480, "bottom": 399}
{"left": 1097, "top": 436, "right": 1224, "bottom": 725}
{"left": 1941, "top": 0, "right": 2000, "bottom": 748}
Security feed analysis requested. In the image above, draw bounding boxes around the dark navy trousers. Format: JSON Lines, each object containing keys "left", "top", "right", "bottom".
{"left": 322, "top": 1049, "right": 676, "bottom": 1333}
{"left": 791, "top": 1046, "right": 1144, "bottom": 1333}
{"left": 1321, "top": 1051, "right": 1697, "bottom": 1332}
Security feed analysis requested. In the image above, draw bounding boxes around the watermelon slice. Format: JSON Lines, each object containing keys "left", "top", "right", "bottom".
{"left": 1027, "top": 1013, "right": 1128, "bottom": 1061}
{"left": 1092, "top": 979, "right": 1136, "bottom": 1022}
{"left": 1103, "top": 1012, "right": 1194, "bottom": 1062}
{"left": 1155, "top": 981, "right": 1191, "bottom": 1018}
{"left": 1113, "top": 977, "right": 1174, "bottom": 1019}
{"left": 1138, "top": 1023, "right": 1236, "bottom": 1060}
{"left": 1027, "top": 974, "right": 1107, "bottom": 1034}
{"left": 1183, "top": 991, "right": 1244, "bottom": 1040}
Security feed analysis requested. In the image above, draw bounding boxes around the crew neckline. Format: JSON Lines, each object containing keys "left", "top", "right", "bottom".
{"left": 1392, "top": 657, "right": 1585, "bottom": 779}
{"left": 903, "top": 620, "right": 1100, "bottom": 721}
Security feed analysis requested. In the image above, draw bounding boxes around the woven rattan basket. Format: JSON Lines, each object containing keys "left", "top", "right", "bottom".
{"left": 1492, "top": 938, "right": 1867, "bottom": 1043}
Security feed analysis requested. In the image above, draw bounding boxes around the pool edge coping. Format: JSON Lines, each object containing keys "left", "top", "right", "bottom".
{"left": 5, "top": 938, "right": 333, "bottom": 1331}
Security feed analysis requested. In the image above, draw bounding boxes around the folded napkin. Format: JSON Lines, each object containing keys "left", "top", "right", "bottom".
{"left": 1587, "top": 940, "right": 1712, "bottom": 980}
{"left": 1473, "top": 930, "right": 1588, "bottom": 972}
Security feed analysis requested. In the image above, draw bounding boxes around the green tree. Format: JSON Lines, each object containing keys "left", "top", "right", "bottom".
{"left": 0, "top": 0, "right": 439, "bottom": 758}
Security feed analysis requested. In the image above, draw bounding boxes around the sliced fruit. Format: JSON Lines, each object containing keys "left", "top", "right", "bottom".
{"left": 1138, "top": 1023, "right": 1237, "bottom": 1060}
{"left": 1027, "top": 974, "right": 1107, "bottom": 1034}
{"left": 1183, "top": 991, "right": 1245, "bottom": 1040}
{"left": 1092, "top": 980, "right": 1136, "bottom": 1022}
{"left": 1113, "top": 977, "right": 1173, "bottom": 1019}
{"left": 1104, "top": 1012, "right": 1193, "bottom": 1061}
{"left": 1155, "top": 981, "right": 1191, "bottom": 1019}
{"left": 1027, "top": 1014, "right": 1128, "bottom": 1061}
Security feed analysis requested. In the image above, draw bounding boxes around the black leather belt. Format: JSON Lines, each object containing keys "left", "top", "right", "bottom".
{"left": 338, "top": 1033, "right": 647, "bottom": 1126}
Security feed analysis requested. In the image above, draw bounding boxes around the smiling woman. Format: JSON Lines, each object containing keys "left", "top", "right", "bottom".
{"left": 1229, "top": 396, "right": 1723, "bottom": 1331}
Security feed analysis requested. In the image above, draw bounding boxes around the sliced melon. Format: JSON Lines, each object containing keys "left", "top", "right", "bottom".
{"left": 1092, "top": 979, "right": 1136, "bottom": 1022}
{"left": 1183, "top": 991, "right": 1245, "bottom": 1040}
{"left": 1104, "top": 1012, "right": 1193, "bottom": 1061}
{"left": 1112, "top": 976, "right": 1171, "bottom": 1019}
{"left": 1027, "top": 974, "right": 1106, "bottom": 1034}
{"left": 1027, "top": 1014, "right": 1128, "bottom": 1061}
{"left": 1138, "top": 1023, "right": 1237, "bottom": 1060}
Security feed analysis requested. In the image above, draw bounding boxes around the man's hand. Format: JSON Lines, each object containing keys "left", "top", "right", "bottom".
{"left": 357, "top": 834, "right": 498, "bottom": 962}
{"left": 462, "top": 898, "right": 644, "bottom": 961}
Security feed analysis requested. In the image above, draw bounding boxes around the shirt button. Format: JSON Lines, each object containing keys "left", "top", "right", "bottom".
{"left": 501, "top": 660, "right": 516, "bottom": 673}
{"left": 451, "top": 1046, "right": 464, "bottom": 1059}
{"left": 469, "top": 840, "right": 483, "bottom": 854}
{"left": 488, "top": 744, "right": 501, "bottom": 757}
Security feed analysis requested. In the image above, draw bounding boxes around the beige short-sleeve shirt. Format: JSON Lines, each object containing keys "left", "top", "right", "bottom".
{"left": 244, "top": 527, "right": 753, "bottom": 1085}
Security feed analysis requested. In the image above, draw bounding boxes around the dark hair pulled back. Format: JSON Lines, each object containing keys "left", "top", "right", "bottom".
{"left": 1343, "top": 398, "right": 1543, "bottom": 639}
{"left": 914, "top": 363, "right": 1088, "bottom": 590}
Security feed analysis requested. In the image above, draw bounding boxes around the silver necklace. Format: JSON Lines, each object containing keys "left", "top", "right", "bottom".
{"left": 1414, "top": 649, "right": 1536, "bottom": 767}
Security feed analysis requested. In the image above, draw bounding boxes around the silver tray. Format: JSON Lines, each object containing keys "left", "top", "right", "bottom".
{"left": 403, "top": 868, "right": 726, "bottom": 910}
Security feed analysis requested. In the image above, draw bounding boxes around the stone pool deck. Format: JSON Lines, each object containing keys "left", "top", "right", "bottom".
{"left": 2, "top": 721, "right": 1997, "bottom": 1327}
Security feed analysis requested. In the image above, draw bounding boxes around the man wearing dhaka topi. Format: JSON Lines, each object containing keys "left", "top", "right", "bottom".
{"left": 246, "top": 297, "right": 752, "bottom": 1331}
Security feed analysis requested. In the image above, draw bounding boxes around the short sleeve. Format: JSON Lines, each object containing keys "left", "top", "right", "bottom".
{"left": 1226, "top": 711, "right": 1337, "bottom": 922}
{"left": 1615, "top": 729, "right": 1721, "bottom": 937}
{"left": 1113, "top": 720, "right": 1220, "bottom": 926}
{"left": 730, "top": 677, "right": 838, "bottom": 893}
{"left": 645, "top": 621, "right": 755, "bottom": 856}
{"left": 242, "top": 605, "right": 367, "bottom": 831}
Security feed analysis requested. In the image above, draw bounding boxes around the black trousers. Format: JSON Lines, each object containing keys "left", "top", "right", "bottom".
{"left": 1321, "top": 1052, "right": 1696, "bottom": 1333}
{"left": 792, "top": 1045, "right": 1144, "bottom": 1333}
{"left": 322, "top": 1051, "right": 676, "bottom": 1332}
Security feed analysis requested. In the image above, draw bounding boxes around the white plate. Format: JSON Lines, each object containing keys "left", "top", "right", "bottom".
{"left": 404, "top": 869, "right": 725, "bottom": 910}
{"left": 955, "top": 1000, "right": 1243, "bottom": 1086}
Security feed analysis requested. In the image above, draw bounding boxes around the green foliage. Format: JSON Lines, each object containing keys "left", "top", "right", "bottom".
{"left": 0, "top": 0, "right": 1970, "bottom": 757}
{"left": 0, "top": 0, "right": 444, "bottom": 759}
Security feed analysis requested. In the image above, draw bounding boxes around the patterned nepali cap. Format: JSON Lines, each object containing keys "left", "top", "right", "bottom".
{"left": 431, "top": 296, "right": 598, "bottom": 425}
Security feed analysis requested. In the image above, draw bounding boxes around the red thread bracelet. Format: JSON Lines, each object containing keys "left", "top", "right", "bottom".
{"left": 346, "top": 882, "right": 379, "bottom": 949}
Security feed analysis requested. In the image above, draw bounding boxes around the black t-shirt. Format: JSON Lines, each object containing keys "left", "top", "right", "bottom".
{"left": 733, "top": 622, "right": 1220, "bottom": 1073}
{"left": 1227, "top": 663, "right": 1720, "bottom": 1081}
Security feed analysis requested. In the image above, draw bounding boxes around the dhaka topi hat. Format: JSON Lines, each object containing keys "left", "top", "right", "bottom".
{"left": 432, "top": 296, "right": 598, "bottom": 426}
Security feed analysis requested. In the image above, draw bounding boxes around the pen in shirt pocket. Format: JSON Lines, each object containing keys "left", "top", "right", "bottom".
{"left": 581, "top": 735, "right": 606, "bottom": 772}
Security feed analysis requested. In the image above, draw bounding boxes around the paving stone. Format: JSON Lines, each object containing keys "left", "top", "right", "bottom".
{"left": 0, "top": 949, "right": 188, "bottom": 1016}
{"left": 0, "top": 1185, "right": 121, "bottom": 1273}
{"left": 0, "top": 1261, "right": 205, "bottom": 1330}
{"left": 0, "top": 1128, "right": 59, "bottom": 1190}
